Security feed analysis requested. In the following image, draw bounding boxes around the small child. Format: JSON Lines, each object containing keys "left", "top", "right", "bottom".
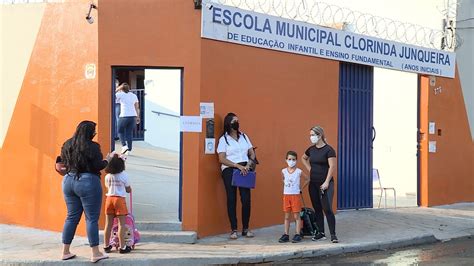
{"left": 279, "top": 151, "right": 309, "bottom": 243}
{"left": 103, "top": 154, "right": 132, "bottom": 254}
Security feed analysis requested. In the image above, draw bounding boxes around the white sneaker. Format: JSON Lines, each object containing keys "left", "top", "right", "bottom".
{"left": 121, "top": 146, "right": 129, "bottom": 154}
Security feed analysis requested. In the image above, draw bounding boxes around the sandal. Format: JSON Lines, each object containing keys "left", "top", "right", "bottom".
{"left": 229, "top": 230, "right": 238, "bottom": 240}
{"left": 61, "top": 253, "right": 76, "bottom": 260}
{"left": 90, "top": 254, "right": 109, "bottom": 263}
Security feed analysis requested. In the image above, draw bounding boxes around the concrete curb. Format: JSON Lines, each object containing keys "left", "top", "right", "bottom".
{"left": 98, "top": 230, "right": 197, "bottom": 244}
{"left": 0, "top": 234, "right": 441, "bottom": 265}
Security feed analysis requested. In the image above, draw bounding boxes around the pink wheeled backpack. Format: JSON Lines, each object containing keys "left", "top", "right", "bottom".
{"left": 108, "top": 192, "right": 140, "bottom": 249}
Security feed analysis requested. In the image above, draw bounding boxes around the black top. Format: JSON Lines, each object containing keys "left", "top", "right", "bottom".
{"left": 305, "top": 144, "right": 336, "bottom": 183}
{"left": 61, "top": 139, "right": 108, "bottom": 176}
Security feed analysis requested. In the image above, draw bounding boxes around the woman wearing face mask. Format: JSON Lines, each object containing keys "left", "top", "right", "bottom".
{"left": 301, "top": 126, "right": 338, "bottom": 243}
{"left": 217, "top": 113, "right": 257, "bottom": 240}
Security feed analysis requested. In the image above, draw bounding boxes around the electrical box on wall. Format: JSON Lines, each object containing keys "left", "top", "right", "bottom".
{"left": 205, "top": 119, "right": 215, "bottom": 154}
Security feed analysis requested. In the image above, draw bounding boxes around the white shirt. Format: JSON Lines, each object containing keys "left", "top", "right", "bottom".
{"left": 105, "top": 172, "right": 130, "bottom": 197}
{"left": 282, "top": 168, "right": 302, "bottom": 195}
{"left": 116, "top": 91, "right": 138, "bottom": 117}
{"left": 217, "top": 133, "right": 253, "bottom": 171}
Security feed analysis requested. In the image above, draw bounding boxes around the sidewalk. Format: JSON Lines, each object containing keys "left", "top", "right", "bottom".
{"left": 1, "top": 203, "right": 473, "bottom": 265}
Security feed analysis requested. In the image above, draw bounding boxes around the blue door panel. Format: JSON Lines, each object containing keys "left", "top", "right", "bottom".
{"left": 337, "top": 62, "right": 373, "bottom": 210}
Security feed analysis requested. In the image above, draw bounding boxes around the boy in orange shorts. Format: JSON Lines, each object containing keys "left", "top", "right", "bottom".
{"left": 103, "top": 154, "right": 132, "bottom": 254}
{"left": 279, "top": 151, "right": 309, "bottom": 243}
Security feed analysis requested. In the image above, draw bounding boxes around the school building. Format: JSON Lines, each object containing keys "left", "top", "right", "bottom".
{"left": 1, "top": 0, "right": 472, "bottom": 238}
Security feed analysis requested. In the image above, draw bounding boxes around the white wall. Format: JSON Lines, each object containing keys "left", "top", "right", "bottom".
{"left": 318, "top": 0, "right": 448, "bottom": 28}
{"left": 456, "top": 0, "right": 474, "bottom": 140}
{"left": 144, "top": 69, "right": 181, "bottom": 151}
{"left": 373, "top": 68, "right": 418, "bottom": 196}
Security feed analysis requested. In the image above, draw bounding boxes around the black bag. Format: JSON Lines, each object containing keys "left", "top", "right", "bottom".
{"left": 55, "top": 156, "right": 68, "bottom": 176}
{"left": 242, "top": 134, "right": 259, "bottom": 171}
{"left": 300, "top": 194, "right": 320, "bottom": 236}
{"left": 247, "top": 147, "right": 259, "bottom": 171}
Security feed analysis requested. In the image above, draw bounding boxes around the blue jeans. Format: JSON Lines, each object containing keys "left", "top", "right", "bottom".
{"left": 62, "top": 173, "right": 102, "bottom": 247}
{"left": 118, "top": 116, "right": 136, "bottom": 151}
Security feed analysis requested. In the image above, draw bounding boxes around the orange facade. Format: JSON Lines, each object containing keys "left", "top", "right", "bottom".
{"left": 419, "top": 71, "right": 474, "bottom": 206}
{"left": 1, "top": 0, "right": 472, "bottom": 238}
{"left": 0, "top": 1, "right": 98, "bottom": 234}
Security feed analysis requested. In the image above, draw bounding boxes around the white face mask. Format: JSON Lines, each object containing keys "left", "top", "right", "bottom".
{"left": 310, "top": 135, "right": 320, "bottom": 144}
{"left": 286, "top": 160, "right": 297, "bottom": 168}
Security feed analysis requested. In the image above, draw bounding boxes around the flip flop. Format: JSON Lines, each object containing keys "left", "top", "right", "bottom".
{"left": 61, "top": 253, "right": 76, "bottom": 260}
{"left": 90, "top": 254, "right": 109, "bottom": 263}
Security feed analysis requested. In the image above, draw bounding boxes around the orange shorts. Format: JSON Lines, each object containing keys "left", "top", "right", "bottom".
{"left": 283, "top": 194, "right": 302, "bottom": 213}
{"left": 105, "top": 196, "right": 128, "bottom": 216}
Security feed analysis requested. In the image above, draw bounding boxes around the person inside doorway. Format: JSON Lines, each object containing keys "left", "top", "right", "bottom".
{"left": 116, "top": 83, "right": 140, "bottom": 155}
{"left": 301, "top": 126, "right": 339, "bottom": 243}
{"left": 217, "top": 113, "right": 256, "bottom": 240}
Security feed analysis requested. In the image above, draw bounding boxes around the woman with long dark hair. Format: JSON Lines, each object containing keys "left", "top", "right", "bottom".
{"left": 301, "top": 126, "right": 338, "bottom": 243}
{"left": 60, "top": 120, "right": 110, "bottom": 262}
{"left": 217, "top": 113, "right": 256, "bottom": 239}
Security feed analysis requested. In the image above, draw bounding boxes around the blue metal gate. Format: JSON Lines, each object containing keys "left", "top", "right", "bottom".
{"left": 337, "top": 62, "right": 374, "bottom": 210}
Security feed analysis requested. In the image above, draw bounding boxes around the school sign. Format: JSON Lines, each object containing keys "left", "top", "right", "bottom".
{"left": 201, "top": 2, "right": 456, "bottom": 78}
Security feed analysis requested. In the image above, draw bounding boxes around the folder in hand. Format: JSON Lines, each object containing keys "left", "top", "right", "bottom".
{"left": 231, "top": 169, "right": 256, "bottom": 189}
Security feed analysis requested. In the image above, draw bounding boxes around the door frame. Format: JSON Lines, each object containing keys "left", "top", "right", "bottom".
{"left": 110, "top": 66, "right": 184, "bottom": 221}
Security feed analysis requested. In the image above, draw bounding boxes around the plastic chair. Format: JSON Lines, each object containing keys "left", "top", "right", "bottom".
{"left": 372, "top": 169, "right": 396, "bottom": 208}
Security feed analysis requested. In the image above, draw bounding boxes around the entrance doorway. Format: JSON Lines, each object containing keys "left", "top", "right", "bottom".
{"left": 373, "top": 68, "right": 418, "bottom": 208}
{"left": 337, "top": 62, "right": 419, "bottom": 209}
{"left": 111, "top": 67, "right": 182, "bottom": 222}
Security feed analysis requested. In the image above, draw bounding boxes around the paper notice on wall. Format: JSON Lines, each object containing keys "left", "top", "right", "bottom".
{"left": 85, "top": 64, "right": 96, "bottom": 79}
{"left": 200, "top": 102, "right": 214, "bottom": 118}
{"left": 205, "top": 138, "right": 215, "bottom": 154}
{"left": 429, "top": 122, "right": 436, "bottom": 134}
{"left": 429, "top": 141, "right": 437, "bottom": 153}
{"left": 180, "top": 116, "right": 202, "bottom": 132}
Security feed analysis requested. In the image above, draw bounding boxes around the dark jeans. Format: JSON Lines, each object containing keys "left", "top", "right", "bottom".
{"left": 222, "top": 166, "right": 251, "bottom": 231}
{"left": 62, "top": 173, "right": 102, "bottom": 247}
{"left": 118, "top": 116, "right": 136, "bottom": 151}
{"left": 308, "top": 180, "right": 336, "bottom": 236}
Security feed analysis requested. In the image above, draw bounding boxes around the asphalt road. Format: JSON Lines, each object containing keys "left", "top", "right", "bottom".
{"left": 272, "top": 237, "right": 474, "bottom": 265}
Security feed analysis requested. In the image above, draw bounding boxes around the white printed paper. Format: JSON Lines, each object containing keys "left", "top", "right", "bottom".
{"left": 200, "top": 102, "right": 215, "bottom": 118}
{"left": 180, "top": 116, "right": 202, "bottom": 132}
{"left": 429, "top": 141, "right": 437, "bottom": 153}
{"left": 429, "top": 122, "right": 436, "bottom": 134}
{"left": 85, "top": 64, "right": 96, "bottom": 79}
{"left": 205, "top": 138, "right": 215, "bottom": 154}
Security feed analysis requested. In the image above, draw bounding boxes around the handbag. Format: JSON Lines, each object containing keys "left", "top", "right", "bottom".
{"left": 247, "top": 147, "right": 259, "bottom": 171}
{"left": 55, "top": 156, "right": 68, "bottom": 176}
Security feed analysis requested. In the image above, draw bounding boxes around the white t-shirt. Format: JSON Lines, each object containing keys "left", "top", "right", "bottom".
{"left": 217, "top": 133, "right": 253, "bottom": 171}
{"left": 282, "top": 168, "right": 302, "bottom": 195}
{"left": 116, "top": 91, "right": 138, "bottom": 117}
{"left": 105, "top": 172, "right": 130, "bottom": 197}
